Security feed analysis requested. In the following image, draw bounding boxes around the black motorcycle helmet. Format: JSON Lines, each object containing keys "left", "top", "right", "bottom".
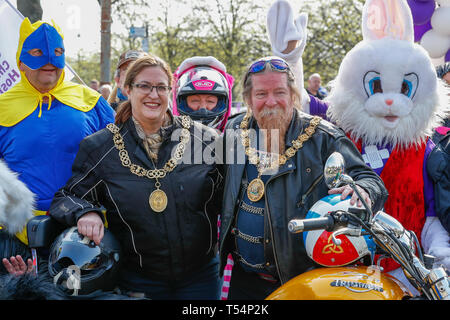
{"left": 176, "top": 66, "right": 229, "bottom": 128}
{"left": 48, "top": 227, "right": 121, "bottom": 296}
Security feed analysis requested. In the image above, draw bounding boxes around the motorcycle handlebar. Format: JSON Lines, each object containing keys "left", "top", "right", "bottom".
{"left": 288, "top": 215, "right": 335, "bottom": 234}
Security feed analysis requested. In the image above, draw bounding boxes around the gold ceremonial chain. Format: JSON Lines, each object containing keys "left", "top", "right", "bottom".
{"left": 106, "top": 116, "right": 191, "bottom": 212}
{"left": 240, "top": 112, "right": 321, "bottom": 202}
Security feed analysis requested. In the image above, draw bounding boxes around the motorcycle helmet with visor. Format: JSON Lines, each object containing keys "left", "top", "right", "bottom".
{"left": 303, "top": 195, "right": 376, "bottom": 267}
{"left": 48, "top": 227, "right": 121, "bottom": 296}
{"left": 176, "top": 66, "right": 229, "bottom": 128}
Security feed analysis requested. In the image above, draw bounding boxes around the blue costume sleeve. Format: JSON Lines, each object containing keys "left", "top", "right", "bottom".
{"left": 92, "top": 96, "right": 115, "bottom": 128}
{"left": 308, "top": 95, "right": 329, "bottom": 120}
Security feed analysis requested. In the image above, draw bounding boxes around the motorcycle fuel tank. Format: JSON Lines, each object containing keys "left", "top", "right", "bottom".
{"left": 266, "top": 266, "right": 411, "bottom": 300}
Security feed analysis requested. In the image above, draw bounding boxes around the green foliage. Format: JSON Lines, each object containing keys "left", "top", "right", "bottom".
{"left": 69, "top": 0, "right": 366, "bottom": 99}
{"left": 140, "top": 0, "right": 272, "bottom": 100}
{"left": 183, "top": 0, "right": 272, "bottom": 100}
{"left": 111, "top": 0, "right": 149, "bottom": 32}
{"left": 17, "top": 0, "right": 42, "bottom": 23}
{"left": 66, "top": 51, "right": 102, "bottom": 85}
{"left": 301, "top": 0, "right": 365, "bottom": 88}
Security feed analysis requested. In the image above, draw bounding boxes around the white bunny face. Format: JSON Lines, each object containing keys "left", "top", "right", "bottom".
{"left": 326, "top": 0, "right": 448, "bottom": 149}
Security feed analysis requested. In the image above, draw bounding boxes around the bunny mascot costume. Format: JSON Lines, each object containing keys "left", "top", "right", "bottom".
{"left": 325, "top": 0, "right": 450, "bottom": 295}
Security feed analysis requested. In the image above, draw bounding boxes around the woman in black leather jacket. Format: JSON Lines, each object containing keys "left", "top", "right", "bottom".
{"left": 49, "top": 55, "right": 223, "bottom": 300}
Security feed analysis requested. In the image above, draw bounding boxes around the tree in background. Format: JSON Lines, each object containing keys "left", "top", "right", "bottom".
{"left": 24, "top": 0, "right": 366, "bottom": 101}
{"left": 97, "top": 0, "right": 147, "bottom": 84}
{"left": 110, "top": 0, "right": 272, "bottom": 100}
{"left": 66, "top": 51, "right": 101, "bottom": 86}
{"left": 160, "top": 0, "right": 272, "bottom": 100}
{"left": 145, "top": 0, "right": 365, "bottom": 101}
{"left": 301, "top": 0, "right": 365, "bottom": 89}
{"left": 186, "top": 0, "right": 272, "bottom": 99}
{"left": 149, "top": 1, "right": 192, "bottom": 72}
{"left": 17, "top": 0, "right": 42, "bottom": 23}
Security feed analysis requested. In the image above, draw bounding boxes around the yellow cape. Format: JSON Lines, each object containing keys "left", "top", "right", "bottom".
{"left": 0, "top": 18, "right": 101, "bottom": 127}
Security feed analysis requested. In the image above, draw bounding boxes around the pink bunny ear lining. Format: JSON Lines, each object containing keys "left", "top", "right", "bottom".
{"left": 366, "top": 0, "right": 388, "bottom": 40}
{"left": 364, "top": 0, "right": 409, "bottom": 41}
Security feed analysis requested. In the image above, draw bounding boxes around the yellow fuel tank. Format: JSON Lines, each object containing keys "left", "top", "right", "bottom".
{"left": 266, "top": 266, "right": 410, "bottom": 300}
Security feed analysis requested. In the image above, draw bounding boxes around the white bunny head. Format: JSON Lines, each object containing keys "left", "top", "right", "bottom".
{"left": 326, "top": 0, "right": 449, "bottom": 149}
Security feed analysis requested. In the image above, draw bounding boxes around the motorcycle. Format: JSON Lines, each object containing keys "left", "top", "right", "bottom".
{"left": 266, "top": 152, "right": 450, "bottom": 300}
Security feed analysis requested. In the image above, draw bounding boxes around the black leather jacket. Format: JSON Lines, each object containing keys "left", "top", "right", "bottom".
{"left": 428, "top": 129, "right": 450, "bottom": 233}
{"left": 218, "top": 109, "right": 388, "bottom": 284}
{"left": 49, "top": 115, "right": 223, "bottom": 282}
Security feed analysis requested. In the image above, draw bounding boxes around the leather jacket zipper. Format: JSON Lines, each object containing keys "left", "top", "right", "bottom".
{"left": 265, "top": 168, "right": 294, "bottom": 284}
{"left": 296, "top": 174, "right": 323, "bottom": 208}
{"left": 203, "top": 176, "right": 215, "bottom": 255}
{"left": 220, "top": 175, "right": 246, "bottom": 269}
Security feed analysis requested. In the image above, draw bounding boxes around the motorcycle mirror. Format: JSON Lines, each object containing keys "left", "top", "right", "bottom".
{"left": 324, "top": 152, "right": 346, "bottom": 189}
{"left": 324, "top": 152, "right": 372, "bottom": 219}
{"left": 372, "top": 211, "right": 406, "bottom": 239}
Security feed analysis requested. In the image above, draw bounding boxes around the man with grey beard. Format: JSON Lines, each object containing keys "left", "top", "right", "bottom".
{"left": 218, "top": 56, "right": 388, "bottom": 299}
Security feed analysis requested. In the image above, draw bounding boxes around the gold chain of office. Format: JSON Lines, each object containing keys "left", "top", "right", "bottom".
{"left": 106, "top": 116, "right": 191, "bottom": 212}
{"left": 240, "top": 112, "right": 321, "bottom": 202}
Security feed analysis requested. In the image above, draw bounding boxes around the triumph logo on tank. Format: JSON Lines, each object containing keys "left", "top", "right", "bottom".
{"left": 330, "top": 279, "right": 384, "bottom": 293}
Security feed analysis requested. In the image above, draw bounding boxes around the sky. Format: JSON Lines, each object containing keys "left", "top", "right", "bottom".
{"left": 10, "top": 0, "right": 103, "bottom": 58}
{"left": 8, "top": 0, "right": 307, "bottom": 59}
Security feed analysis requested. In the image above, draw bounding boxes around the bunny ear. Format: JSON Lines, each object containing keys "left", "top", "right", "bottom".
{"left": 267, "top": 0, "right": 305, "bottom": 54}
{"left": 362, "top": 0, "right": 414, "bottom": 42}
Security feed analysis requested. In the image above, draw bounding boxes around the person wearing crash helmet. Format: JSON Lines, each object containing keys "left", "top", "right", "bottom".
{"left": 172, "top": 56, "right": 234, "bottom": 132}
{"left": 172, "top": 56, "right": 235, "bottom": 300}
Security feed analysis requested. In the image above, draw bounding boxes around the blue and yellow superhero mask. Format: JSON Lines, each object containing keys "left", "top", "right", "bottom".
{"left": 19, "top": 22, "right": 65, "bottom": 70}
{"left": 0, "top": 18, "right": 101, "bottom": 127}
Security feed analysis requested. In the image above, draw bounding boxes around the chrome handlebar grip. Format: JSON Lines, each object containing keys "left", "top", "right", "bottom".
{"left": 288, "top": 219, "right": 304, "bottom": 234}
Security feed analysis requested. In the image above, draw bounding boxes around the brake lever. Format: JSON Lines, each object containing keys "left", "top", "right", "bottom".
{"left": 331, "top": 227, "right": 362, "bottom": 246}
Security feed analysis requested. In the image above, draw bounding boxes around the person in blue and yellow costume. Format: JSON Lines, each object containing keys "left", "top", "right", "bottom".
{"left": 0, "top": 18, "right": 114, "bottom": 274}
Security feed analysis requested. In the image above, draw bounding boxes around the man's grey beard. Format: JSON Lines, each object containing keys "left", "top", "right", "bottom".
{"left": 254, "top": 107, "right": 292, "bottom": 154}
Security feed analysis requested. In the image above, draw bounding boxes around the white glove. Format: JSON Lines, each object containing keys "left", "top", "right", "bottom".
{"left": 422, "top": 216, "right": 450, "bottom": 271}
{"left": 267, "top": 0, "right": 308, "bottom": 62}
{"left": 267, "top": 0, "right": 309, "bottom": 110}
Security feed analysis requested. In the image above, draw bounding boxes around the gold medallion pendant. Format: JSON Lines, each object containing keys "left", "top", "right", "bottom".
{"left": 149, "top": 189, "right": 168, "bottom": 213}
{"left": 107, "top": 116, "right": 192, "bottom": 215}
{"left": 239, "top": 112, "right": 321, "bottom": 203}
{"left": 247, "top": 178, "right": 265, "bottom": 202}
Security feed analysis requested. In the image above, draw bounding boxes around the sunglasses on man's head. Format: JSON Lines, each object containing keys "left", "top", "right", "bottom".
{"left": 244, "top": 59, "right": 292, "bottom": 83}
